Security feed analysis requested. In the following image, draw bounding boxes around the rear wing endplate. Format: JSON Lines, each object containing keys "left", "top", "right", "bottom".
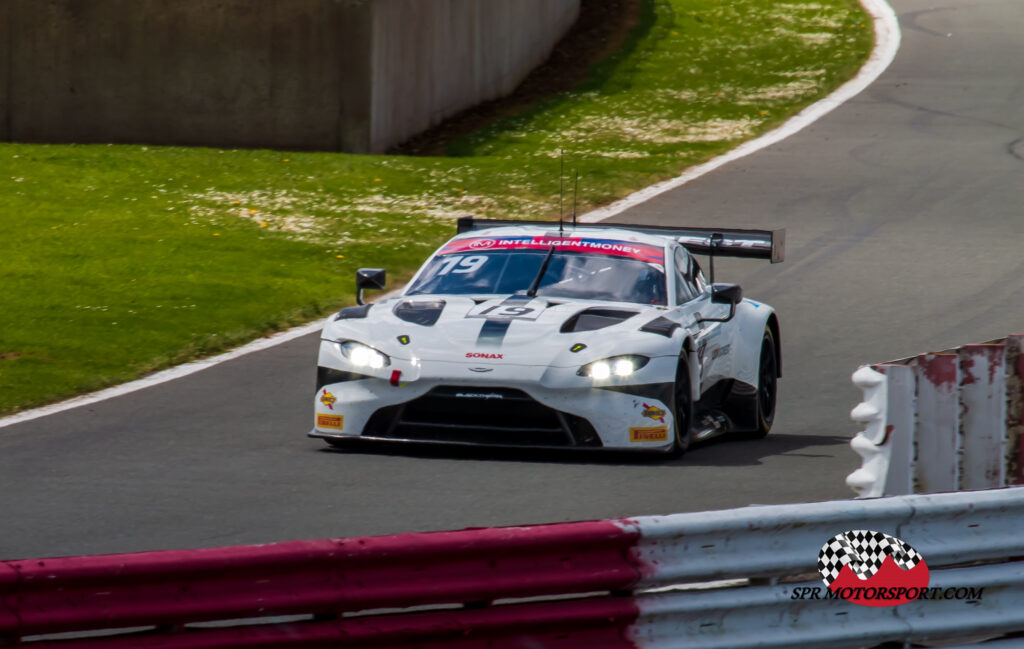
{"left": 456, "top": 217, "right": 784, "bottom": 263}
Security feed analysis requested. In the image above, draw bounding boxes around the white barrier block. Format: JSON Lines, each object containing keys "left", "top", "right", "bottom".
{"left": 847, "top": 365, "right": 916, "bottom": 498}
{"left": 915, "top": 354, "right": 960, "bottom": 493}
{"left": 959, "top": 344, "right": 1007, "bottom": 490}
{"left": 847, "top": 366, "right": 890, "bottom": 498}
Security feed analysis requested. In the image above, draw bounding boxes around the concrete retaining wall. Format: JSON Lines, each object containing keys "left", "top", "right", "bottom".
{"left": 0, "top": 1, "right": 10, "bottom": 141}
{"left": 369, "top": 0, "right": 579, "bottom": 153}
{"left": 0, "top": 0, "right": 579, "bottom": 152}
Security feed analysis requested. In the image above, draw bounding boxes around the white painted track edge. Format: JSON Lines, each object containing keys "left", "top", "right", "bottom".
{"left": 0, "top": 319, "right": 329, "bottom": 430}
{"left": 0, "top": 0, "right": 899, "bottom": 430}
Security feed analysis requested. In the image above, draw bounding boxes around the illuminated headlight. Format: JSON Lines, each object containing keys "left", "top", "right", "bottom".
{"left": 578, "top": 355, "right": 650, "bottom": 379}
{"left": 337, "top": 341, "right": 390, "bottom": 369}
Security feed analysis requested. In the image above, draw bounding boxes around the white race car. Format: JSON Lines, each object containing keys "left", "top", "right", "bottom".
{"left": 310, "top": 218, "right": 783, "bottom": 454}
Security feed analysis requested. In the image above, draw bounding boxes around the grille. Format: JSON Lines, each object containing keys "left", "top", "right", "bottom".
{"left": 364, "top": 386, "right": 601, "bottom": 447}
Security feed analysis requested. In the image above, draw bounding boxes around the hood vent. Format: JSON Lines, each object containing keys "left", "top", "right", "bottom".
{"left": 334, "top": 303, "right": 373, "bottom": 320}
{"left": 560, "top": 308, "right": 638, "bottom": 333}
{"left": 394, "top": 300, "right": 446, "bottom": 326}
{"left": 640, "top": 316, "right": 680, "bottom": 337}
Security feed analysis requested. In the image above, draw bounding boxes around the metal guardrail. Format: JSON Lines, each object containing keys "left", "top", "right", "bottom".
{"left": 3, "top": 488, "right": 1024, "bottom": 648}
{"left": 632, "top": 562, "right": 1024, "bottom": 649}
{"left": 631, "top": 488, "right": 1024, "bottom": 586}
{"left": 629, "top": 488, "right": 1024, "bottom": 649}
{"left": 847, "top": 334, "right": 1024, "bottom": 498}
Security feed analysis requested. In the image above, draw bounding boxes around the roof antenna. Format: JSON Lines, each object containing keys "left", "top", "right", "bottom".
{"left": 709, "top": 232, "right": 723, "bottom": 285}
{"left": 572, "top": 169, "right": 579, "bottom": 229}
{"left": 558, "top": 149, "right": 565, "bottom": 236}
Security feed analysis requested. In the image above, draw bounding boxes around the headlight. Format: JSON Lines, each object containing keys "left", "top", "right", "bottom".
{"left": 578, "top": 355, "right": 650, "bottom": 379}
{"left": 337, "top": 341, "right": 390, "bottom": 369}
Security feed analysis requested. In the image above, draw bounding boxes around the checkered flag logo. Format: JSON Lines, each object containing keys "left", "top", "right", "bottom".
{"left": 818, "top": 530, "right": 923, "bottom": 586}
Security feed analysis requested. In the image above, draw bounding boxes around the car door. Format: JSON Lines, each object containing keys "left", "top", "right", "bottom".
{"left": 675, "top": 248, "right": 728, "bottom": 392}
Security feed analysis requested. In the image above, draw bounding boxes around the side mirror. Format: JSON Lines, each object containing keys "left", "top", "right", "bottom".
{"left": 700, "top": 283, "right": 742, "bottom": 323}
{"left": 356, "top": 268, "right": 386, "bottom": 305}
{"left": 711, "top": 283, "right": 743, "bottom": 306}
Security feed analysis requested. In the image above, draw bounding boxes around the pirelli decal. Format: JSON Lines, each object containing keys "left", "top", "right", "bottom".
{"left": 629, "top": 426, "right": 669, "bottom": 443}
{"left": 317, "top": 414, "right": 344, "bottom": 430}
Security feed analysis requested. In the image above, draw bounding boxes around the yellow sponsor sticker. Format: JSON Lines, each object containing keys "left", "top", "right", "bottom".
{"left": 319, "top": 389, "right": 337, "bottom": 409}
{"left": 641, "top": 404, "right": 666, "bottom": 422}
{"left": 317, "top": 414, "right": 344, "bottom": 430}
{"left": 629, "top": 426, "right": 669, "bottom": 443}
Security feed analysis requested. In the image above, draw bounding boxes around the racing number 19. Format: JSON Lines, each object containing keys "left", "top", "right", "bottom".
{"left": 477, "top": 305, "right": 534, "bottom": 317}
{"left": 436, "top": 255, "right": 486, "bottom": 275}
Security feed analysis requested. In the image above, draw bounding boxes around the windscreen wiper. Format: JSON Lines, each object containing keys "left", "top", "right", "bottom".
{"left": 525, "top": 245, "right": 556, "bottom": 297}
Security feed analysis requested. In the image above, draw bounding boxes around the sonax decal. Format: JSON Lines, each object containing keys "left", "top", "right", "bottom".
{"left": 466, "top": 352, "right": 503, "bottom": 359}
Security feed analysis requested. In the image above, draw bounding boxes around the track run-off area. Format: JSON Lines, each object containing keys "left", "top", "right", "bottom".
{"left": 3, "top": 0, "right": 1024, "bottom": 560}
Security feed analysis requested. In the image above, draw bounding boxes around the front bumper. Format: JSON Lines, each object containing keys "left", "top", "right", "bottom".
{"left": 314, "top": 384, "right": 602, "bottom": 446}
{"left": 310, "top": 364, "right": 677, "bottom": 452}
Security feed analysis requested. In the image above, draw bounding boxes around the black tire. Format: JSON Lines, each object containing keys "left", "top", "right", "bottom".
{"left": 671, "top": 361, "right": 693, "bottom": 455}
{"left": 750, "top": 326, "right": 778, "bottom": 438}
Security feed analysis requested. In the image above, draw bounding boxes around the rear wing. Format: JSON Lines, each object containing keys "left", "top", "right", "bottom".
{"left": 455, "top": 217, "right": 784, "bottom": 263}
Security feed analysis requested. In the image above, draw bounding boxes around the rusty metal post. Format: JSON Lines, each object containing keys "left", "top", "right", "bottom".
{"left": 1004, "top": 335, "right": 1024, "bottom": 485}
{"left": 958, "top": 343, "right": 1008, "bottom": 490}
{"left": 914, "top": 353, "right": 959, "bottom": 493}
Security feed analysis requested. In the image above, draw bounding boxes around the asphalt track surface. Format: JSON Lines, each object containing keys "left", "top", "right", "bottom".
{"left": 3, "top": 0, "right": 1023, "bottom": 560}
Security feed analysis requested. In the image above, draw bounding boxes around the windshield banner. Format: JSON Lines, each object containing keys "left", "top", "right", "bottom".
{"left": 440, "top": 236, "right": 665, "bottom": 264}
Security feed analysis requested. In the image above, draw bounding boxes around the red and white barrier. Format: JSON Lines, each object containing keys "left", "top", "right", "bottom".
{"left": 0, "top": 520, "right": 642, "bottom": 647}
{"left": 5, "top": 488, "right": 1024, "bottom": 648}
{"left": 848, "top": 334, "right": 1024, "bottom": 498}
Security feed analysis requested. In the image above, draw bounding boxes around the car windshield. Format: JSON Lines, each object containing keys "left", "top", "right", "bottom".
{"left": 406, "top": 236, "right": 667, "bottom": 305}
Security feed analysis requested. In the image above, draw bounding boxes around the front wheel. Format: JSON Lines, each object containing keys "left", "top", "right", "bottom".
{"left": 671, "top": 361, "right": 692, "bottom": 455}
{"left": 750, "top": 326, "right": 778, "bottom": 438}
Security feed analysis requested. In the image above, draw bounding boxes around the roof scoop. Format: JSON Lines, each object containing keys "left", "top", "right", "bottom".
{"left": 560, "top": 308, "right": 639, "bottom": 333}
{"left": 394, "top": 300, "right": 446, "bottom": 326}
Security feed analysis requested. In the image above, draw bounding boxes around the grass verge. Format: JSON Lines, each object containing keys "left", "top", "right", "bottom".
{"left": 0, "top": 0, "right": 873, "bottom": 415}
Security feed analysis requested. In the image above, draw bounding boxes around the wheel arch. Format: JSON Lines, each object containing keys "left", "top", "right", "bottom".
{"left": 672, "top": 336, "right": 695, "bottom": 454}
{"left": 766, "top": 313, "right": 781, "bottom": 378}
{"left": 682, "top": 335, "right": 700, "bottom": 402}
